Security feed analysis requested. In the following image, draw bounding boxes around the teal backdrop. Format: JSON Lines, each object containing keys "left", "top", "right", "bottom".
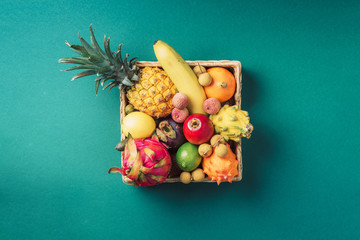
{"left": 1, "top": 0, "right": 359, "bottom": 239}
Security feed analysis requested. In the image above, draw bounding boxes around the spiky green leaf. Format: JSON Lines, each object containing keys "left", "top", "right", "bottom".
{"left": 89, "top": 26, "right": 107, "bottom": 58}
{"left": 108, "top": 83, "right": 118, "bottom": 91}
{"left": 131, "top": 74, "right": 139, "bottom": 81}
{"left": 102, "top": 81, "right": 116, "bottom": 90}
{"left": 100, "top": 75, "right": 115, "bottom": 86}
{"left": 115, "top": 44, "right": 124, "bottom": 67}
{"left": 122, "top": 76, "right": 134, "bottom": 87}
{"left": 129, "top": 57, "right": 138, "bottom": 63}
{"left": 95, "top": 79, "right": 101, "bottom": 95}
{"left": 119, "top": 84, "right": 127, "bottom": 91}
{"left": 88, "top": 54, "right": 105, "bottom": 65}
{"left": 65, "top": 41, "right": 89, "bottom": 57}
{"left": 71, "top": 70, "right": 97, "bottom": 81}
{"left": 78, "top": 33, "right": 99, "bottom": 57}
{"left": 60, "top": 27, "right": 140, "bottom": 95}
{"left": 98, "top": 66, "right": 112, "bottom": 74}
{"left": 123, "top": 53, "right": 130, "bottom": 73}
{"left": 58, "top": 57, "right": 92, "bottom": 65}
{"left": 63, "top": 64, "right": 100, "bottom": 72}
{"left": 94, "top": 75, "right": 105, "bottom": 82}
{"left": 104, "top": 36, "right": 115, "bottom": 64}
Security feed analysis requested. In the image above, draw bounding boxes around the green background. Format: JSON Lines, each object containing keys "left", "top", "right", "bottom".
{"left": 1, "top": 0, "right": 359, "bottom": 239}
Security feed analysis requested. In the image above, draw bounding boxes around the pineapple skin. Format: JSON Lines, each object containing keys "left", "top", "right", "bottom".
{"left": 126, "top": 67, "right": 177, "bottom": 118}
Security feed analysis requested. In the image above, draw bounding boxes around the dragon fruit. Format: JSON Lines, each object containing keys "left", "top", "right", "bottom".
{"left": 109, "top": 134, "right": 171, "bottom": 187}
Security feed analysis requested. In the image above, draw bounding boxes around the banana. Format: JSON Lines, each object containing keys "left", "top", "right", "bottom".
{"left": 153, "top": 40, "right": 207, "bottom": 115}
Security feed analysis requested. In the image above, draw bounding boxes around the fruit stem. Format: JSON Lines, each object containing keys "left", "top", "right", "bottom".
{"left": 190, "top": 119, "right": 200, "bottom": 129}
{"left": 221, "top": 82, "right": 227, "bottom": 88}
{"left": 198, "top": 63, "right": 204, "bottom": 73}
{"left": 115, "top": 138, "right": 128, "bottom": 151}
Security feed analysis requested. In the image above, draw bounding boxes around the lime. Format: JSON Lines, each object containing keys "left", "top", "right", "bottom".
{"left": 176, "top": 142, "right": 202, "bottom": 171}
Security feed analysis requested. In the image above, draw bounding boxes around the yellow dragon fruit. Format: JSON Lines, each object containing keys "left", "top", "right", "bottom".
{"left": 209, "top": 105, "right": 253, "bottom": 141}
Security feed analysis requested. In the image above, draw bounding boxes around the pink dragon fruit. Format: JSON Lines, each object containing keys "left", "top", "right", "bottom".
{"left": 109, "top": 134, "right": 171, "bottom": 187}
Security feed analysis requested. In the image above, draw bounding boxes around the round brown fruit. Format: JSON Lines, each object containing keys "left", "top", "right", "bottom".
{"left": 214, "top": 144, "right": 228, "bottom": 157}
{"left": 198, "top": 143, "right": 213, "bottom": 157}
{"left": 191, "top": 168, "right": 205, "bottom": 182}
{"left": 198, "top": 73, "right": 212, "bottom": 86}
{"left": 180, "top": 172, "right": 191, "bottom": 184}
{"left": 210, "top": 134, "right": 225, "bottom": 147}
{"left": 193, "top": 65, "right": 206, "bottom": 76}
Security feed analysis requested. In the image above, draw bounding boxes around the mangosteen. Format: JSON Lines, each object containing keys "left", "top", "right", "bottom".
{"left": 155, "top": 118, "right": 186, "bottom": 149}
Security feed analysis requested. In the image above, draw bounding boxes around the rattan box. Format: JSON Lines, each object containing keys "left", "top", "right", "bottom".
{"left": 120, "top": 60, "right": 242, "bottom": 184}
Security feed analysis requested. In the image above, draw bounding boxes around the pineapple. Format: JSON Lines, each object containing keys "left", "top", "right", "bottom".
{"left": 59, "top": 26, "right": 176, "bottom": 118}
{"left": 126, "top": 67, "right": 176, "bottom": 118}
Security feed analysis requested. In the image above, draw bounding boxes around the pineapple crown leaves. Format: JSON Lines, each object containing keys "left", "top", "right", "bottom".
{"left": 59, "top": 26, "right": 140, "bottom": 95}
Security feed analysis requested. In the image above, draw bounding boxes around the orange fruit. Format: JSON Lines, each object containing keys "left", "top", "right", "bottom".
{"left": 204, "top": 67, "right": 236, "bottom": 102}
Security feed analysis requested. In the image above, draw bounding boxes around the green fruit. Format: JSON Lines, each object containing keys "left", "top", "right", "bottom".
{"left": 176, "top": 142, "right": 202, "bottom": 171}
{"left": 125, "top": 104, "right": 135, "bottom": 115}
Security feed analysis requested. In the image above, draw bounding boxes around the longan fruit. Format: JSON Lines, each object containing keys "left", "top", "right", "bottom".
{"left": 193, "top": 65, "right": 206, "bottom": 76}
{"left": 215, "top": 144, "right": 228, "bottom": 157}
{"left": 198, "top": 73, "right": 212, "bottom": 86}
{"left": 210, "top": 134, "right": 225, "bottom": 147}
{"left": 191, "top": 168, "right": 205, "bottom": 182}
{"left": 180, "top": 172, "right": 191, "bottom": 184}
{"left": 198, "top": 143, "right": 213, "bottom": 157}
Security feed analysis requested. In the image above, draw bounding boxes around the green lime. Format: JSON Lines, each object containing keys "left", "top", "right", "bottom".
{"left": 176, "top": 142, "right": 202, "bottom": 171}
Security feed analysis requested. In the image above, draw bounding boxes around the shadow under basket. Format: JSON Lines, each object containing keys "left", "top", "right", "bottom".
{"left": 120, "top": 60, "right": 242, "bottom": 184}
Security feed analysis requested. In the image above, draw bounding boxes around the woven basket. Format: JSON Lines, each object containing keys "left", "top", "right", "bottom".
{"left": 120, "top": 60, "right": 242, "bottom": 184}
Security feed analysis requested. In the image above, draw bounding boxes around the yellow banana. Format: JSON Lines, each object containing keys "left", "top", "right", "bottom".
{"left": 153, "top": 40, "right": 207, "bottom": 115}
